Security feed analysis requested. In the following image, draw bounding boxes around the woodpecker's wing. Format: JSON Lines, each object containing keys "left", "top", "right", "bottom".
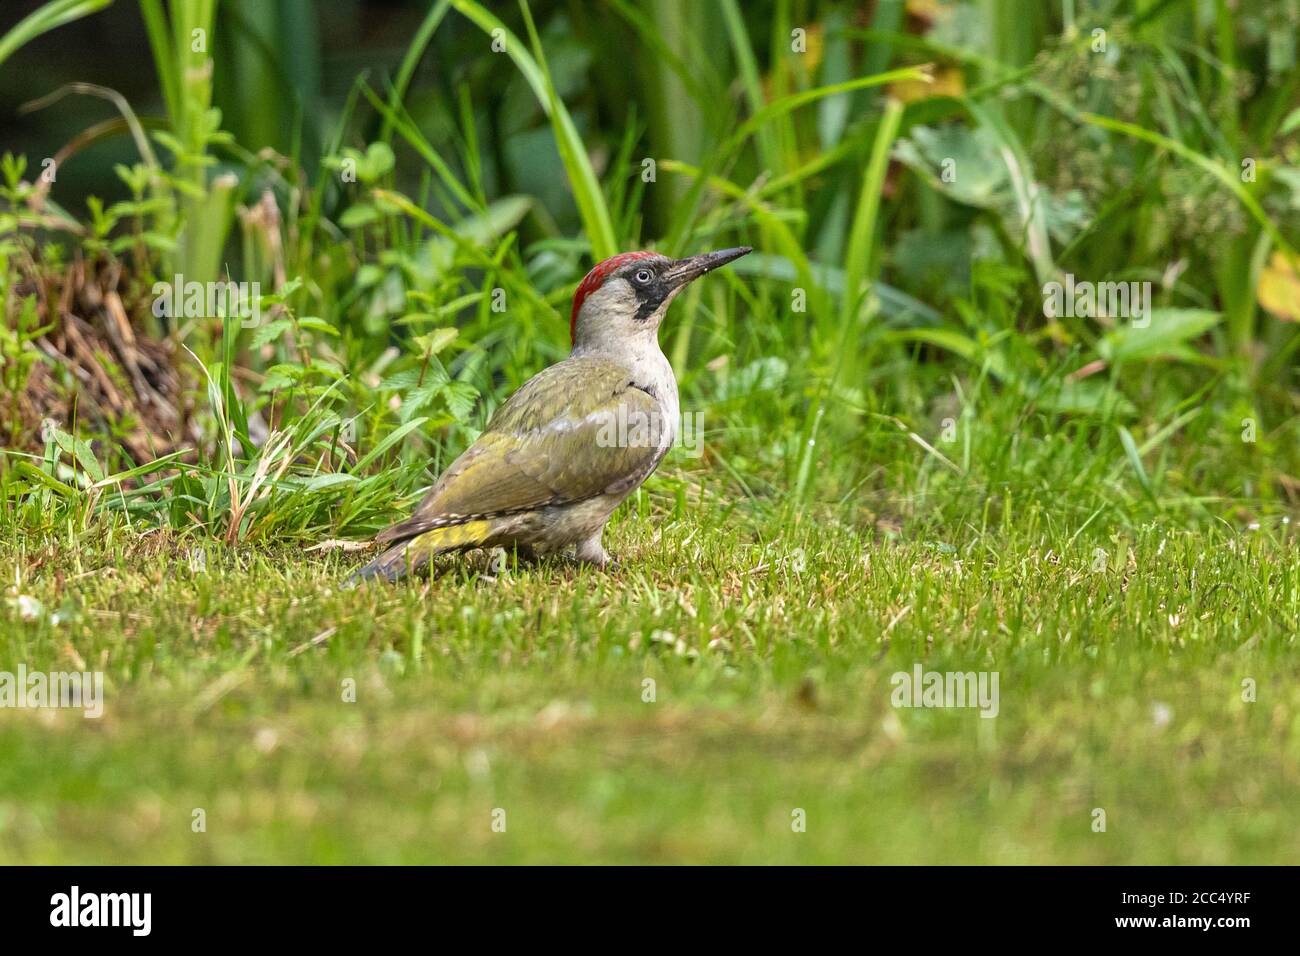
{"left": 376, "top": 356, "right": 669, "bottom": 545}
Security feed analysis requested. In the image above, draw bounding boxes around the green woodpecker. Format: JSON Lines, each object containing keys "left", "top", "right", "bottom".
{"left": 349, "top": 246, "right": 752, "bottom": 583}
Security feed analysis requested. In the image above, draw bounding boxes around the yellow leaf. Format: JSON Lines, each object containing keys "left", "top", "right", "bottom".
{"left": 1258, "top": 251, "right": 1300, "bottom": 322}
{"left": 804, "top": 24, "right": 824, "bottom": 72}
{"left": 906, "top": 0, "right": 948, "bottom": 22}
{"left": 888, "top": 65, "right": 964, "bottom": 103}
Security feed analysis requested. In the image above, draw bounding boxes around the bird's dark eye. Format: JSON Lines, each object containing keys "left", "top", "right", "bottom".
{"left": 633, "top": 269, "right": 653, "bottom": 284}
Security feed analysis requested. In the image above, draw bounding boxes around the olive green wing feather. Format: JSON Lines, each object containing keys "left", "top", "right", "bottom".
{"left": 376, "top": 356, "right": 667, "bottom": 545}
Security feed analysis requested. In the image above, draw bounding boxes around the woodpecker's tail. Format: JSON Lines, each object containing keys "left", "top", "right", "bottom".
{"left": 345, "top": 519, "right": 495, "bottom": 586}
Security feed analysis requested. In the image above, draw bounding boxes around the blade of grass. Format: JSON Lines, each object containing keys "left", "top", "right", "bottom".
{"left": 380, "top": 0, "right": 453, "bottom": 142}
{"left": 718, "top": 0, "right": 778, "bottom": 175}
{"left": 1117, "top": 425, "right": 1156, "bottom": 502}
{"left": 793, "top": 97, "right": 905, "bottom": 508}
{"left": 360, "top": 83, "right": 481, "bottom": 214}
{"left": 0, "top": 0, "right": 113, "bottom": 71}
{"left": 451, "top": 0, "right": 618, "bottom": 260}
{"left": 1079, "top": 111, "right": 1297, "bottom": 261}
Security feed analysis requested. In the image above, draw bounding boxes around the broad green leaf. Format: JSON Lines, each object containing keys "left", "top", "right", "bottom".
{"left": 339, "top": 203, "right": 380, "bottom": 229}
{"left": 297, "top": 316, "right": 340, "bottom": 337}
{"left": 249, "top": 318, "right": 293, "bottom": 350}
{"left": 413, "top": 328, "right": 458, "bottom": 356}
{"left": 51, "top": 427, "right": 104, "bottom": 483}
{"left": 1098, "top": 309, "right": 1221, "bottom": 364}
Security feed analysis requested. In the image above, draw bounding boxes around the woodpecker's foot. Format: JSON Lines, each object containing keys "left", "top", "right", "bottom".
{"left": 504, "top": 544, "right": 542, "bottom": 566}
{"left": 573, "top": 534, "right": 616, "bottom": 569}
{"left": 573, "top": 549, "right": 617, "bottom": 570}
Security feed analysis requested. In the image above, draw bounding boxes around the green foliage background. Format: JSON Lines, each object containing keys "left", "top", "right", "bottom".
{"left": 1, "top": 0, "right": 1298, "bottom": 538}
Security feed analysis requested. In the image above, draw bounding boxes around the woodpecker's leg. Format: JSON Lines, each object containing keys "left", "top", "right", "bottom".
{"left": 505, "top": 544, "right": 542, "bottom": 567}
{"left": 574, "top": 529, "right": 616, "bottom": 569}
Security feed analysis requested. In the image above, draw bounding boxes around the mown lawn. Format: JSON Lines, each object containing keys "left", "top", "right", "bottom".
{"left": 2, "top": 504, "right": 1295, "bottom": 864}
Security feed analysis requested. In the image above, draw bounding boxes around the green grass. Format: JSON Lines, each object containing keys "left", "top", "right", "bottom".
{"left": 2, "top": 502, "right": 1296, "bottom": 864}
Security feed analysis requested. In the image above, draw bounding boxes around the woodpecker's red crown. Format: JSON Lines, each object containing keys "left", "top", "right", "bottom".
{"left": 571, "top": 251, "right": 658, "bottom": 343}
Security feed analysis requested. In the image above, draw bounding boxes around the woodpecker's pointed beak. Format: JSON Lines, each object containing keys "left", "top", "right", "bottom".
{"left": 663, "top": 246, "right": 752, "bottom": 291}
